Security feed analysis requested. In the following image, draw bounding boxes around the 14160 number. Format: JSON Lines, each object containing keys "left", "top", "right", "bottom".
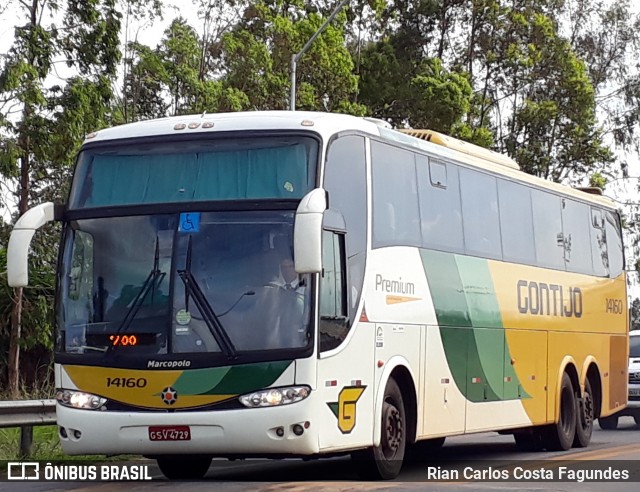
{"left": 106, "top": 377, "right": 147, "bottom": 388}
{"left": 605, "top": 298, "right": 624, "bottom": 314}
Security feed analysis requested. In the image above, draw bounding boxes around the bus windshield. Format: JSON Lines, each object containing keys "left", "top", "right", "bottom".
{"left": 58, "top": 211, "right": 312, "bottom": 356}
{"left": 68, "top": 135, "right": 318, "bottom": 208}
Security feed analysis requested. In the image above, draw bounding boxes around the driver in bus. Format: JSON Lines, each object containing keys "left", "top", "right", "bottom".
{"left": 267, "top": 258, "right": 304, "bottom": 293}
{"left": 256, "top": 257, "right": 308, "bottom": 348}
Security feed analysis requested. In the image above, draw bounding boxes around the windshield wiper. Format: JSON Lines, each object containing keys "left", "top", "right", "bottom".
{"left": 107, "top": 237, "right": 165, "bottom": 353}
{"left": 177, "top": 235, "right": 237, "bottom": 359}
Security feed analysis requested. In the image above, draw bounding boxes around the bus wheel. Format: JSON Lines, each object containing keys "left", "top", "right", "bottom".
{"left": 353, "top": 377, "right": 406, "bottom": 480}
{"left": 573, "top": 378, "right": 594, "bottom": 448}
{"left": 156, "top": 456, "right": 212, "bottom": 480}
{"left": 543, "top": 372, "right": 576, "bottom": 451}
{"left": 598, "top": 414, "right": 619, "bottom": 430}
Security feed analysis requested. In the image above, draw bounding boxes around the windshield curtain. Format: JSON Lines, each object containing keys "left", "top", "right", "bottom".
{"left": 58, "top": 211, "right": 312, "bottom": 356}
{"left": 68, "top": 135, "right": 318, "bottom": 208}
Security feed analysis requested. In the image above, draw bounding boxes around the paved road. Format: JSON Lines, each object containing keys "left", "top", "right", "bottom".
{"left": 4, "top": 416, "right": 640, "bottom": 491}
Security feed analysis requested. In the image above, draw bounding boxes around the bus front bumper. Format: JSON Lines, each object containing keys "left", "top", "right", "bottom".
{"left": 56, "top": 398, "right": 320, "bottom": 457}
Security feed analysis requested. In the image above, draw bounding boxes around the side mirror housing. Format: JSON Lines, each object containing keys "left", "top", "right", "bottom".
{"left": 294, "top": 188, "right": 327, "bottom": 273}
{"left": 7, "top": 202, "right": 57, "bottom": 287}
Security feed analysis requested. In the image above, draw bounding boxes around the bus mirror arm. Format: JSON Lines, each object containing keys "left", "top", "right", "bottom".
{"left": 7, "top": 202, "right": 58, "bottom": 287}
{"left": 294, "top": 188, "right": 327, "bottom": 274}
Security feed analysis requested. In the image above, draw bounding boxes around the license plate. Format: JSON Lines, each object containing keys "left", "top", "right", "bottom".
{"left": 629, "top": 388, "right": 640, "bottom": 397}
{"left": 148, "top": 425, "right": 191, "bottom": 441}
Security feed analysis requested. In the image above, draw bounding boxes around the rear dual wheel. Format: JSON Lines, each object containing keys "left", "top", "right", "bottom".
{"left": 514, "top": 373, "right": 593, "bottom": 451}
{"left": 573, "top": 378, "right": 594, "bottom": 448}
{"left": 543, "top": 372, "right": 577, "bottom": 451}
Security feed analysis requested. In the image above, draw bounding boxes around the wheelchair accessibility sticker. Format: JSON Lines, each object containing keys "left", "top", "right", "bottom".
{"left": 179, "top": 212, "right": 200, "bottom": 232}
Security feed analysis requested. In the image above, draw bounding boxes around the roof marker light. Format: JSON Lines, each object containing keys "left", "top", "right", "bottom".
{"left": 300, "top": 119, "right": 314, "bottom": 127}
{"left": 85, "top": 132, "right": 97, "bottom": 139}
{"left": 174, "top": 123, "right": 186, "bottom": 130}
{"left": 188, "top": 122, "right": 200, "bottom": 129}
{"left": 202, "top": 121, "right": 214, "bottom": 129}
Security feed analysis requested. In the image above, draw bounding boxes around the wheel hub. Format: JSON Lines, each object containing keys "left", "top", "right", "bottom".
{"left": 382, "top": 401, "right": 403, "bottom": 459}
{"left": 580, "top": 392, "right": 593, "bottom": 428}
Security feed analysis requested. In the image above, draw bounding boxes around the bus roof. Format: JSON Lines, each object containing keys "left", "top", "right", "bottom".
{"left": 83, "top": 110, "right": 382, "bottom": 144}
{"left": 83, "top": 110, "right": 617, "bottom": 211}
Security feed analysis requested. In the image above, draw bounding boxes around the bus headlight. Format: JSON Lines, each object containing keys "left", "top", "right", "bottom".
{"left": 239, "top": 386, "right": 310, "bottom": 408}
{"left": 56, "top": 389, "right": 107, "bottom": 410}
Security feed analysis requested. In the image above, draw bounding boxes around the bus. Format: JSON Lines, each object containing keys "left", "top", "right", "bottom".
{"left": 8, "top": 111, "right": 628, "bottom": 480}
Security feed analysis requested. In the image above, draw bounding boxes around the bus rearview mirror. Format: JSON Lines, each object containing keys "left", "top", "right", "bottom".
{"left": 294, "top": 188, "right": 327, "bottom": 274}
{"left": 7, "top": 202, "right": 57, "bottom": 287}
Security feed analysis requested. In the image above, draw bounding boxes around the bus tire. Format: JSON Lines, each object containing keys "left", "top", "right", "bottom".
{"left": 573, "top": 378, "right": 594, "bottom": 447}
{"left": 352, "top": 377, "right": 406, "bottom": 480}
{"left": 543, "top": 372, "right": 576, "bottom": 451}
{"left": 156, "top": 456, "right": 211, "bottom": 480}
{"left": 598, "top": 414, "right": 619, "bottom": 430}
{"left": 634, "top": 414, "right": 640, "bottom": 426}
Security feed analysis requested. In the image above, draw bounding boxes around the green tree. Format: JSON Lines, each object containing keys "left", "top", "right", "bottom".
{"left": 631, "top": 298, "right": 640, "bottom": 331}
{"left": 219, "top": 0, "right": 364, "bottom": 112}
{"left": 0, "top": 0, "right": 122, "bottom": 396}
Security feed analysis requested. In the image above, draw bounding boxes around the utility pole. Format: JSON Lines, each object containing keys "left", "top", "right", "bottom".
{"left": 289, "top": 0, "right": 349, "bottom": 111}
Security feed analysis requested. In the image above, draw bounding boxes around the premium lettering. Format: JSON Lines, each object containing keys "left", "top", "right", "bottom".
{"left": 375, "top": 274, "right": 415, "bottom": 295}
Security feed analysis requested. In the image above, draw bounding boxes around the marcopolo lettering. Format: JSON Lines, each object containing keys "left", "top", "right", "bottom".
{"left": 147, "top": 360, "right": 191, "bottom": 369}
{"left": 517, "top": 280, "right": 583, "bottom": 318}
{"left": 375, "top": 274, "right": 415, "bottom": 295}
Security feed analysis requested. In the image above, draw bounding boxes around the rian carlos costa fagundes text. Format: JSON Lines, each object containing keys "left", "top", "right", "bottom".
{"left": 426, "top": 465, "right": 630, "bottom": 482}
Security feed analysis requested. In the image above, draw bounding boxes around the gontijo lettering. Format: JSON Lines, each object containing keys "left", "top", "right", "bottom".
{"left": 517, "top": 280, "right": 583, "bottom": 318}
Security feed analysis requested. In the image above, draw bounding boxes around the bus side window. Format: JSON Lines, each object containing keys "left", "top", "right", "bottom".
{"left": 590, "top": 207, "right": 609, "bottom": 277}
{"left": 605, "top": 210, "right": 624, "bottom": 278}
{"left": 319, "top": 230, "right": 348, "bottom": 352}
{"left": 66, "top": 230, "right": 95, "bottom": 323}
{"left": 371, "top": 140, "right": 421, "bottom": 248}
{"left": 561, "top": 199, "right": 593, "bottom": 275}
{"left": 323, "top": 134, "right": 367, "bottom": 328}
{"left": 459, "top": 168, "right": 502, "bottom": 260}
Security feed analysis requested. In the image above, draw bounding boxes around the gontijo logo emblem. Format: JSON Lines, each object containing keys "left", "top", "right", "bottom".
{"left": 327, "top": 386, "right": 366, "bottom": 434}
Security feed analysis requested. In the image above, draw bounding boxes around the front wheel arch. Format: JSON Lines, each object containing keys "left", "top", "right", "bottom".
{"left": 372, "top": 357, "right": 417, "bottom": 447}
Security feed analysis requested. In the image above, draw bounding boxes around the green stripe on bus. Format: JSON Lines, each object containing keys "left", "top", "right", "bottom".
{"left": 173, "top": 360, "right": 292, "bottom": 395}
{"left": 203, "top": 360, "right": 293, "bottom": 395}
{"left": 455, "top": 255, "right": 503, "bottom": 328}
{"left": 172, "top": 366, "right": 231, "bottom": 395}
{"left": 455, "top": 255, "right": 504, "bottom": 400}
{"left": 420, "top": 249, "right": 525, "bottom": 402}
{"left": 419, "top": 249, "right": 471, "bottom": 327}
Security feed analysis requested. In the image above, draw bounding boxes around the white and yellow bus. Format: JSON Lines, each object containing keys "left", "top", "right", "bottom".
{"left": 8, "top": 111, "right": 628, "bottom": 479}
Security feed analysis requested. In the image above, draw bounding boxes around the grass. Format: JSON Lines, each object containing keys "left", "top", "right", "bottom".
{"left": 0, "top": 381, "right": 137, "bottom": 463}
{"left": 0, "top": 426, "right": 140, "bottom": 468}
{"left": 0, "top": 425, "right": 65, "bottom": 461}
